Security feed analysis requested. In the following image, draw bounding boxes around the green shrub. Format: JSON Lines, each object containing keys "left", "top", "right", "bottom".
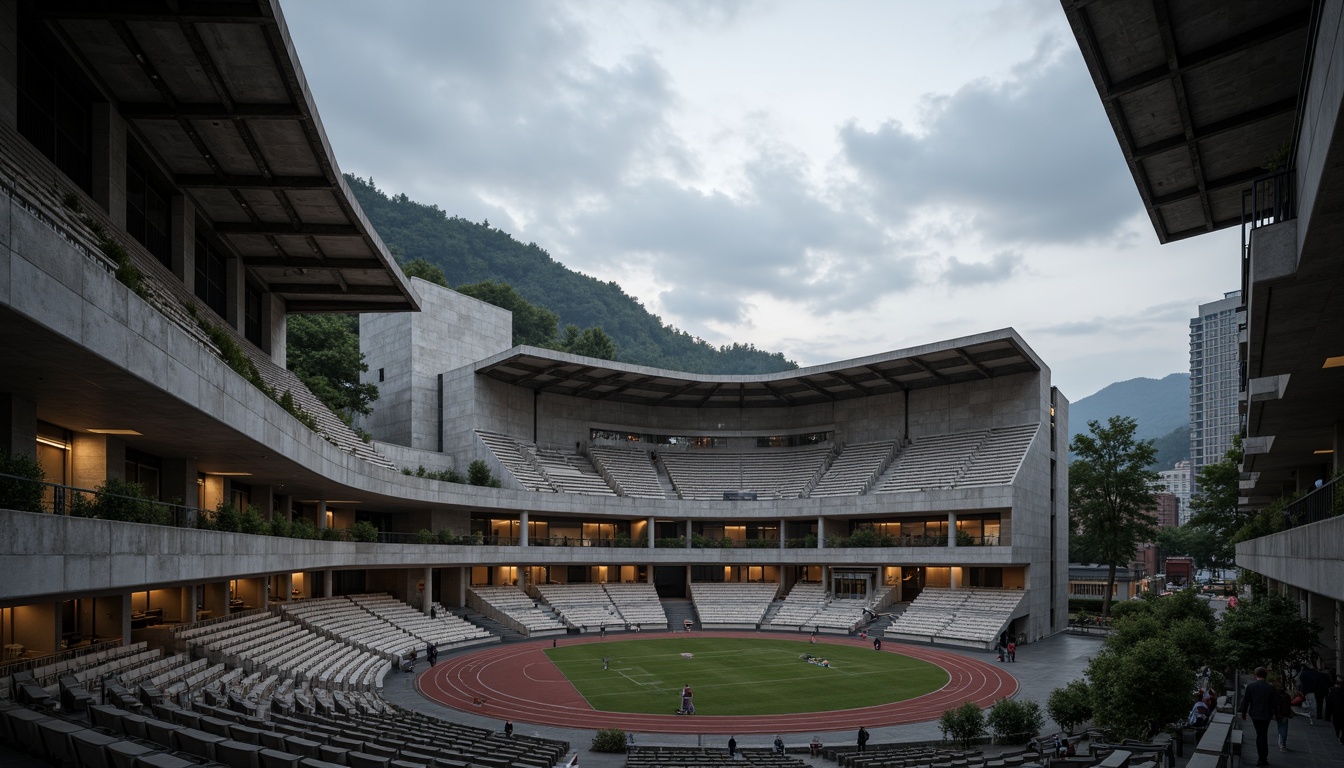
{"left": 590, "top": 728, "right": 627, "bottom": 753}
{"left": 939, "top": 701, "right": 986, "bottom": 749}
{"left": 211, "top": 502, "right": 243, "bottom": 532}
{"left": 239, "top": 505, "right": 267, "bottom": 535}
{"left": 94, "top": 479, "right": 158, "bottom": 523}
{"left": 320, "top": 526, "right": 343, "bottom": 541}
{"left": 1047, "top": 679, "right": 1093, "bottom": 734}
{"left": 351, "top": 520, "right": 379, "bottom": 542}
{"left": 415, "top": 529, "right": 435, "bottom": 545}
{"left": 467, "top": 460, "right": 496, "bottom": 486}
{"left": 0, "top": 449, "right": 46, "bottom": 513}
{"left": 289, "top": 517, "right": 318, "bottom": 539}
{"left": 987, "top": 698, "right": 1044, "bottom": 744}
{"left": 267, "top": 517, "right": 292, "bottom": 537}
{"left": 435, "top": 527, "right": 460, "bottom": 545}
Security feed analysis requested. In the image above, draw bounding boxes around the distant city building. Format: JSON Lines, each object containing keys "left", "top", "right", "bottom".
{"left": 1154, "top": 492, "right": 1179, "bottom": 528}
{"left": 1189, "top": 292, "right": 1242, "bottom": 493}
{"left": 1158, "top": 460, "right": 1193, "bottom": 525}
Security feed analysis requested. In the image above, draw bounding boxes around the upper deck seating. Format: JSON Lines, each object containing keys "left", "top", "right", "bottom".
{"left": 691, "top": 583, "right": 780, "bottom": 627}
{"left": 807, "top": 441, "right": 898, "bottom": 497}
{"left": 531, "top": 448, "right": 618, "bottom": 495}
{"left": 474, "top": 431, "right": 557, "bottom": 492}
{"left": 659, "top": 445, "right": 830, "bottom": 500}
{"left": 588, "top": 446, "right": 669, "bottom": 498}
{"left": 872, "top": 425, "right": 1040, "bottom": 494}
{"left": 956, "top": 423, "right": 1039, "bottom": 487}
{"left": 469, "top": 586, "right": 566, "bottom": 635}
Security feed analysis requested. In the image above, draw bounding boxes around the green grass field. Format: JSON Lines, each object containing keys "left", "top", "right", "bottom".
{"left": 544, "top": 638, "right": 948, "bottom": 715}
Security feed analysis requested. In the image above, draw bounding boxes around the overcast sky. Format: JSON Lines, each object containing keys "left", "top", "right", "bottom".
{"left": 283, "top": 0, "right": 1239, "bottom": 401}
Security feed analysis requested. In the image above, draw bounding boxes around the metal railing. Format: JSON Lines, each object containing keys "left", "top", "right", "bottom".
{"left": 0, "top": 472, "right": 196, "bottom": 527}
{"left": 1240, "top": 169, "right": 1296, "bottom": 302}
{"left": 1283, "top": 475, "right": 1340, "bottom": 528}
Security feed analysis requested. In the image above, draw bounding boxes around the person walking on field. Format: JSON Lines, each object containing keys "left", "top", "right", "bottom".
{"left": 1241, "top": 666, "right": 1277, "bottom": 767}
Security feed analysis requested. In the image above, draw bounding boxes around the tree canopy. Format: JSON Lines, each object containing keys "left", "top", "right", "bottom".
{"left": 1186, "top": 437, "right": 1247, "bottom": 565}
{"left": 1217, "top": 591, "right": 1320, "bottom": 673}
{"left": 286, "top": 314, "right": 379, "bottom": 423}
{"left": 1069, "top": 415, "right": 1160, "bottom": 618}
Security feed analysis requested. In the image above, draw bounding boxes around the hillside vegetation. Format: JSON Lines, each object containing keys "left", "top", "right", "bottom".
{"left": 349, "top": 175, "right": 797, "bottom": 374}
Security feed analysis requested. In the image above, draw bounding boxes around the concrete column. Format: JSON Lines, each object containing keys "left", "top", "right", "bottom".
{"left": 519, "top": 511, "right": 529, "bottom": 547}
{"left": 171, "top": 196, "right": 196, "bottom": 289}
{"left": 260, "top": 578, "right": 269, "bottom": 610}
{"left": 685, "top": 520, "right": 692, "bottom": 549}
{"left": 0, "top": 393, "right": 37, "bottom": 460}
{"left": 91, "top": 103, "right": 126, "bottom": 225}
{"left": 318, "top": 500, "right": 328, "bottom": 529}
{"left": 948, "top": 511, "right": 958, "bottom": 548}
{"left": 423, "top": 567, "right": 434, "bottom": 613}
{"left": 281, "top": 573, "right": 293, "bottom": 603}
{"left": 780, "top": 518, "right": 786, "bottom": 550}
{"left": 323, "top": 570, "right": 334, "bottom": 598}
{"left": 950, "top": 567, "right": 960, "bottom": 590}
{"left": 646, "top": 568, "right": 654, "bottom": 584}
{"left": 459, "top": 567, "right": 468, "bottom": 606}
{"left": 120, "top": 592, "right": 132, "bottom": 643}
{"left": 817, "top": 517, "right": 825, "bottom": 549}
{"left": 53, "top": 602, "right": 63, "bottom": 652}
{"left": 647, "top": 516, "right": 655, "bottom": 549}
{"left": 268, "top": 294, "right": 287, "bottom": 367}
{"left": 0, "top": 3, "right": 16, "bottom": 129}
{"left": 277, "top": 494, "right": 293, "bottom": 522}
{"left": 70, "top": 434, "right": 125, "bottom": 489}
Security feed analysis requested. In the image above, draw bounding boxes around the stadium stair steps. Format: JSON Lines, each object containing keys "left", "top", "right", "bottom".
{"left": 457, "top": 613, "right": 524, "bottom": 643}
{"left": 761, "top": 600, "right": 785, "bottom": 625}
{"left": 659, "top": 599, "right": 699, "bottom": 631}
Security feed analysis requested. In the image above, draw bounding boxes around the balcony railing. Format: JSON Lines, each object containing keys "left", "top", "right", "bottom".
{"left": 1282, "top": 476, "right": 1340, "bottom": 528}
{"left": 0, "top": 472, "right": 196, "bottom": 527}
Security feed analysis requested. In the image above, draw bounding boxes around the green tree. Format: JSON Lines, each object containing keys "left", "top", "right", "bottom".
{"left": 456, "top": 280, "right": 559, "bottom": 347}
{"left": 557, "top": 324, "right": 618, "bottom": 360}
{"left": 986, "top": 698, "right": 1045, "bottom": 745}
{"left": 938, "top": 701, "right": 987, "bottom": 748}
{"left": 1047, "top": 680, "right": 1093, "bottom": 734}
{"left": 1185, "top": 437, "right": 1246, "bottom": 566}
{"left": 1156, "top": 524, "right": 1222, "bottom": 571}
{"left": 286, "top": 314, "right": 380, "bottom": 421}
{"left": 402, "top": 257, "right": 448, "bottom": 287}
{"left": 1069, "top": 416, "right": 1160, "bottom": 618}
{"left": 1217, "top": 591, "right": 1320, "bottom": 673}
{"left": 1086, "top": 637, "right": 1191, "bottom": 739}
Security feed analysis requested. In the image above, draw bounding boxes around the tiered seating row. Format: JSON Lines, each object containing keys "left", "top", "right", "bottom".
{"left": 602, "top": 583, "right": 669, "bottom": 630}
{"left": 587, "top": 445, "right": 669, "bottom": 498}
{"left": 872, "top": 431, "right": 988, "bottom": 493}
{"left": 627, "top": 745, "right": 810, "bottom": 768}
{"left": 470, "top": 586, "right": 567, "bottom": 635}
{"left": 884, "top": 588, "right": 1023, "bottom": 647}
{"left": 531, "top": 448, "right": 617, "bottom": 495}
{"left": 808, "top": 441, "right": 899, "bottom": 497}
{"left": 281, "top": 598, "right": 421, "bottom": 659}
{"left": 535, "top": 583, "right": 621, "bottom": 631}
{"left": 348, "top": 593, "right": 496, "bottom": 648}
{"left": 476, "top": 430, "right": 558, "bottom": 492}
{"left": 957, "top": 423, "right": 1039, "bottom": 487}
{"left": 659, "top": 446, "right": 831, "bottom": 500}
{"left": 691, "top": 583, "right": 780, "bottom": 628}
{"left": 765, "top": 584, "right": 879, "bottom": 632}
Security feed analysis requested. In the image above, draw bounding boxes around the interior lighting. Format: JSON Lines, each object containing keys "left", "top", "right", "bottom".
{"left": 1324, "top": 356, "right": 1344, "bottom": 369}
{"left": 1314, "top": 449, "right": 1335, "bottom": 455}
{"left": 209, "top": 472, "right": 253, "bottom": 477}
{"left": 36, "top": 436, "right": 69, "bottom": 449}
{"left": 86, "top": 428, "right": 141, "bottom": 435}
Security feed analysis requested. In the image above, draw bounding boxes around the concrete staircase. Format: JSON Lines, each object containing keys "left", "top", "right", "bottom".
{"left": 660, "top": 598, "right": 699, "bottom": 631}
{"left": 457, "top": 610, "right": 526, "bottom": 643}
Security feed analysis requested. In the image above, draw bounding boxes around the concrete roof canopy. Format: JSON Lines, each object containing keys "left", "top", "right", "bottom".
{"left": 36, "top": 0, "right": 418, "bottom": 314}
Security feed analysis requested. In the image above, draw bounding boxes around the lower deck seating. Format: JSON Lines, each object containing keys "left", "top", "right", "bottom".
{"left": 691, "top": 583, "right": 780, "bottom": 627}
{"left": 470, "top": 586, "right": 567, "bottom": 635}
{"left": 627, "top": 745, "right": 810, "bottom": 768}
{"left": 884, "top": 587, "right": 1023, "bottom": 647}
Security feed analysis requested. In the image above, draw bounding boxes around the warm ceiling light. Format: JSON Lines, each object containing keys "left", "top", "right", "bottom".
{"left": 87, "top": 428, "right": 142, "bottom": 435}
{"left": 1314, "top": 449, "right": 1335, "bottom": 455}
{"left": 36, "top": 436, "right": 69, "bottom": 449}
{"left": 209, "top": 472, "right": 253, "bottom": 477}
{"left": 1324, "top": 356, "right": 1344, "bottom": 369}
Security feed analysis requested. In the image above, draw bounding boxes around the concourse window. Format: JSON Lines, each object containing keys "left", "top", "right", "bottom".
{"left": 126, "top": 143, "right": 172, "bottom": 268}
{"left": 194, "top": 223, "right": 229, "bottom": 318}
{"left": 17, "top": 9, "right": 95, "bottom": 193}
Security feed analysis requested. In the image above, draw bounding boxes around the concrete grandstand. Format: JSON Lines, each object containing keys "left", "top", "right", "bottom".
{"left": 0, "top": 0, "right": 1067, "bottom": 759}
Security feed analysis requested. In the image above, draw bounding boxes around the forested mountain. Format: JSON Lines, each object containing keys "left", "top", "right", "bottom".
{"left": 348, "top": 176, "right": 797, "bottom": 374}
{"left": 1068, "top": 373, "right": 1190, "bottom": 470}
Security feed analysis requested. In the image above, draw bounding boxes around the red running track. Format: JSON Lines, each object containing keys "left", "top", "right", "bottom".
{"left": 416, "top": 633, "right": 1017, "bottom": 734}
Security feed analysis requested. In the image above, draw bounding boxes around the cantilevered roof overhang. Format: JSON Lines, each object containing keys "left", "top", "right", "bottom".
{"left": 475, "top": 330, "right": 1043, "bottom": 409}
{"left": 32, "top": 0, "right": 417, "bottom": 314}
{"left": 1062, "top": 0, "right": 1310, "bottom": 243}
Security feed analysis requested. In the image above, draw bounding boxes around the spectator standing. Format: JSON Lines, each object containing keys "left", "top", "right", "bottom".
{"left": 810, "top": 736, "right": 823, "bottom": 758}
{"left": 1241, "top": 666, "right": 1276, "bottom": 767}
{"left": 857, "top": 726, "right": 869, "bottom": 752}
{"left": 727, "top": 736, "right": 737, "bottom": 758}
{"left": 1007, "top": 641, "right": 1016, "bottom": 662}
{"left": 1325, "top": 677, "right": 1344, "bottom": 743}
{"left": 774, "top": 735, "right": 784, "bottom": 753}
{"left": 873, "top": 636, "right": 882, "bottom": 651}
{"left": 1273, "top": 680, "right": 1295, "bottom": 752}
{"left": 503, "top": 720, "right": 513, "bottom": 738}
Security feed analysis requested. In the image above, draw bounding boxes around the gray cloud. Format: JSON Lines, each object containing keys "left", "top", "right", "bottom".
{"left": 1033, "top": 299, "right": 1198, "bottom": 337}
{"left": 942, "top": 251, "right": 1024, "bottom": 287}
{"left": 839, "top": 38, "right": 1141, "bottom": 245}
